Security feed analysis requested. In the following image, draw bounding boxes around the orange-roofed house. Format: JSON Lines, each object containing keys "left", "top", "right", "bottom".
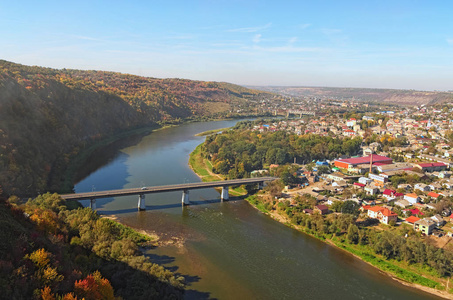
{"left": 367, "top": 206, "right": 398, "bottom": 225}
{"left": 404, "top": 193, "right": 420, "bottom": 204}
{"left": 427, "top": 191, "right": 441, "bottom": 200}
{"left": 405, "top": 216, "right": 420, "bottom": 224}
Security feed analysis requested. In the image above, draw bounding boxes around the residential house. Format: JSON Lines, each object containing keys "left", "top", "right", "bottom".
{"left": 427, "top": 191, "right": 441, "bottom": 201}
{"left": 414, "top": 183, "right": 430, "bottom": 192}
{"left": 365, "top": 186, "right": 379, "bottom": 195}
{"left": 397, "top": 184, "right": 412, "bottom": 192}
{"left": 414, "top": 218, "right": 436, "bottom": 235}
{"left": 431, "top": 214, "right": 445, "bottom": 227}
{"left": 404, "top": 208, "right": 424, "bottom": 217}
{"left": 358, "top": 177, "right": 373, "bottom": 185}
{"left": 395, "top": 199, "right": 411, "bottom": 208}
{"left": 314, "top": 205, "right": 329, "bottom": 215}
{"left": 404, "top": 193, "right": 420, "bottom": 204}
{"left": 367, "top": 206, "right": 398, "bottom": 225}
{"left": 405, "top": 216, "right": 420, "bottom": 224}
{"left": 382, "top": 189, "right": 403, "bottom": 200}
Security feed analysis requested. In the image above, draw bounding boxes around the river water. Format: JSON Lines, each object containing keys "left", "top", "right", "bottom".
{"left": 75, "top": 120, "right": 440, "bottom": 300}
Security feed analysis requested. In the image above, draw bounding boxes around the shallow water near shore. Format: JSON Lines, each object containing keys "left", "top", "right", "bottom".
{"left": 75, "top": 120, "right": 442, "bottom": 299}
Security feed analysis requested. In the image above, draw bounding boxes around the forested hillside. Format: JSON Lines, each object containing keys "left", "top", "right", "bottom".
{"left": 0, "top": 60, "right": 270, "bottom": 196}
{"left": 0, "top": 193, "right": 184, "bottom": 299}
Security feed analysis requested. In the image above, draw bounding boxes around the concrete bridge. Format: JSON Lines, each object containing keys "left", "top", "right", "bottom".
{"left": 61, "top": 177, "right": 277, "bottom": 210}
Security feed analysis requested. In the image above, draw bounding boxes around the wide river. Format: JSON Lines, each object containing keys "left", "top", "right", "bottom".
{"left": 75, "top": 120, "right": 441, "bottom": 300}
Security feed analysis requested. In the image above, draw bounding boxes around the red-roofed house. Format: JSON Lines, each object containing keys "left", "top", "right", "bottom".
{"left": 354, "top": 182, "right": 365, "bottom": 188}
{"left": 334, "top": 154, "right": 393, "bottom": 171}
{"left": 383, "top": 189, "right": 396, "bottom": 199}
{"left": 367, "top": 206, "right": 398, "bottom": 225}
{"left": 343, "top": 129, "right": 356, "bottom": 136}
{"left": 404, "top": 208, "right": 424, "bottom": 217}
{"left": 360, "top": 205, "right": 372, "bottom": 212}
{"left": 427, "top": 191, "right": 441, "bottom": 199}
{"left": 314, "top": 205, "right": 329, "bottom": 215}
{"left": 406, "top": 216, "right": 420, "bottom": 224}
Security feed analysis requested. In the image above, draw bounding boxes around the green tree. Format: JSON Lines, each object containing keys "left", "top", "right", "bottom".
{"left": 347, "top": 224, "right": 359, "bottom": 244}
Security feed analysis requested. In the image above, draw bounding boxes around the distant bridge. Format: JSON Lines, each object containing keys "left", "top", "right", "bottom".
{"left": 61, "top": 177, "right": 278, "bottom": 210}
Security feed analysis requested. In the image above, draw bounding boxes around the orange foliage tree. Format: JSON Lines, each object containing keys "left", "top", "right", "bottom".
{"left": 74, "top": 271, "right": 114, "bottom": 300}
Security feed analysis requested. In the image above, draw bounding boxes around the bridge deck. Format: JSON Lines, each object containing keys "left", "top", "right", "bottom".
{"left": 61, "top": 177, "right": 278, "bottom": 200}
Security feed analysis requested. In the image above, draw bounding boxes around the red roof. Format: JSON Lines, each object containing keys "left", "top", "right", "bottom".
{"left": 354, "top": 182, "right": 366, "bottom": 187}
{"left": 383, "top": 189, "right": 396, "bottom": 196}
{"left": 381, "top": 208, "right": 397, "bottom": 217}
{"left": 406, "top": 216, "right": 420, "bottom": 224}
{"left": 315, "top": 205, "right": 328, "bottom": 211}
{"left": 361, "top": 205, "right": 372, "bottom": 211}
{"left": 418, "top": 162, "right": 447, "bottom": 168}
{"left": 369, "top": 206, "right": 397, "bottom": 216}
{"left": 335, "top": 154, "right": 392, "bottom": 166}
{"left": 404, "top": 208, "right": 424, "bottom": 216}
{"left": 368, "top": 206, "right": 383, "bottom": 212}
{"left": 428, "top": 191, "right": 440, "bottom": 198}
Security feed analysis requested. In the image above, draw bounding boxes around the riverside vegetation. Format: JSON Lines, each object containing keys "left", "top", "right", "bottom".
{"left": 192, "top": 122, "right": 453, "bottom": 297}
{"left": 1, "top": 193, "right": 184, "bottom": 299}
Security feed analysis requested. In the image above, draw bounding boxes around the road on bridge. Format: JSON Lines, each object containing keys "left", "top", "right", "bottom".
{"left": 61, "top": 177, "right": 278, "bottom": 201}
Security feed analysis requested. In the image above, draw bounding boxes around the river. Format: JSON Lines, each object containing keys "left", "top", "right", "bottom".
{"left": 75, "top": 120, "right": 441, "bottom": 300}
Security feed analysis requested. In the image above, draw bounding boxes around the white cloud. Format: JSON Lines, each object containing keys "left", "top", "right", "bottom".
{"left": 226, "top": 23, "right": 271, "bottom": 33}
{"left": 253, "top": 34, "right": 262, "bottom": 43}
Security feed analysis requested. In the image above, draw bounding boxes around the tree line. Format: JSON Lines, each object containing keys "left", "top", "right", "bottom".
{"left": 201, "top": 123, "right": 362, "bottom": 179}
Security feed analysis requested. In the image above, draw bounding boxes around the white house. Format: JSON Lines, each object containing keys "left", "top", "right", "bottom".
{"left": 404, "top": 193, "right": 420, "bottom": 204}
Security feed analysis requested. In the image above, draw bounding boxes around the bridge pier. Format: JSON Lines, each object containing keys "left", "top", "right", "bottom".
{"left": 182, "top": 189, "right": 190, "bottom": 205}
{"left": 258, "top": 182, "right": 264, "bottom": 190}
{"left": 138, "top": 194, "right": 146, "bottom": 211}
{"left": 221, "top": 186, "right": 229, "bottom": 201}
{"left": 90, "top": 198, "right": 96, "bottom": 210}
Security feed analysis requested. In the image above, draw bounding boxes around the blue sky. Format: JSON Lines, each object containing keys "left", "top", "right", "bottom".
{"left": 1, "top": 0, "right": 452, "bottom": 90}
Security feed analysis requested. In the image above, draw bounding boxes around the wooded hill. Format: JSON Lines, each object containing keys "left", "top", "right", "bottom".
{"left": 0, "top": 60, "right": 271, "bottom": 196}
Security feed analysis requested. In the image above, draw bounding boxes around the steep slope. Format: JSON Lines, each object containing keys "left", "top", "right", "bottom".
{"left": 0, "top": 60, "right": 270, "bottom": 196}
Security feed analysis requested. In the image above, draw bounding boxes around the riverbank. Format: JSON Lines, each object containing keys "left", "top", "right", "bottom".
{"left": 194, "top": 127, "right": 229, "bottom": 136}
{"left": 189, "top": 144, "right": 453, "bottom": 300}
{"left": 188, "top": 144, "right": 247, "bottom": 196}
{"left": 248, "top": 198, "right": 453, "bottom": 300}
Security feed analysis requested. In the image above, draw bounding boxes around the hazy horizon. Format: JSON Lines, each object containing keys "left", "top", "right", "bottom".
{"left": 1, "top": 1, "right": 452, "bottom": 91}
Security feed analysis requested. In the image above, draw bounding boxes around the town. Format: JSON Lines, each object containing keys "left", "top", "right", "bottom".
{"left": 245, "top": 101, "right": 453, "bottom": 249}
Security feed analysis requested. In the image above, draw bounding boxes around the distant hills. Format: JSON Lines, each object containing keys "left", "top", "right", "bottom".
{"left": 250, "top": 86, "right": 453, "bottom": 106}
{"left": 0, "top": 60, "right": 271, "bottom": 196}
